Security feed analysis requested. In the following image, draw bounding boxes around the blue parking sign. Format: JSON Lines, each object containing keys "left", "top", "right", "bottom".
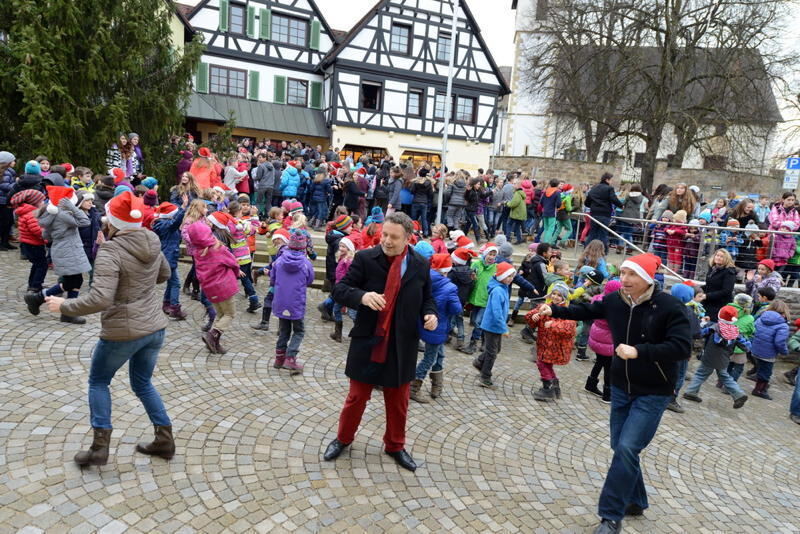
{"left": 788, "top": 156, "right": 800, "bottom": 170}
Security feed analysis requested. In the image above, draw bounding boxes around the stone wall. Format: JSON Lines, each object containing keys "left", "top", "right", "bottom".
{"left": 489, "top": 155, "right": 624, "bottom": 185}
{"left": 652, "top": 161, "right": 783, "bottom": 199}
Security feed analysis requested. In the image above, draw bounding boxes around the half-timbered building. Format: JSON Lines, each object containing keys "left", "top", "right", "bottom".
{"left": 319, "top": 0, "right": 510, "bottom": 169}
{"left": 182, "top": 0, "right": 337, "bottom": 146}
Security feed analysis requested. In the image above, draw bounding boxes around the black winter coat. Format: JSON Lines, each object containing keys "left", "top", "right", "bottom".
{"left": 325, "top": 230, "right": 346, "bottom": 283}
{"left": 585, "top": 181, "right": 623, "bottom": 217}
{"left": 551, "top": 289, "right": 692, "bottom": 396}
{"left": 333, "top": 246, "right": 437, "bottom": 387}
{"left": 703, "top": 266, "right": 737, "bottom": 321}
{"left": 519, "top": 255, "right": 548, "bottom": 298}
{"left": 344, "top": 180, "right": 364, "bottom": 213}
{"left": 410, "top": 179, "right": 433, "bottom": 205}
{"left": 448, "top": 265, "right": 475, "bottom": 306}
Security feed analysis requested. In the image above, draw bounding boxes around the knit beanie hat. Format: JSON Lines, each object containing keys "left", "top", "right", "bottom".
{"left": 10, "top": 189, "right": 45, "bottom": 208}
{"left": 128, "top": 132, "right": 140, "bottom": 141}
{"left": 495, "top": 234, "right": 507, "bottom": 247}
{"left": 528, "top": 242, "right": 538, "bottom": 252}
{"left": 76, "top": 190, "right": 95, "bottom": 204}
{"left": 334, "top": 214, "right": 353, "bottom": 231}
{"left": 548, "top": 281, "right": 570, "bottom": 300}
{"left": 781, "top": 220, "right": 796, "bottom": 231}
{"left": 726, "top": 219, "right": 740, "bottom": 227}
{"left": 495, "top": 262, "right": 516, "bottom": 281}
{"left": 208, "top": 211, "right": 235, "bottom": 231}
{"left": 156, "top": 202, "right": 179, "bottom": 218}
{"left": 114, "top": 184, "right": 133, "bottom": 197}
{"left": 45, "top": 186, "right": 78, "bottom": 214}
{"left": 101, "top": 175, "right": 115, "bottom": 187}
{"left": 620, "top": 253, "right": 661, "bottom": 285}
{"left": 673, "top": 210, "right": 687, "bottom": 223}
{"left": 272, "top": 228, "right": 290, "bottom": 244}
{"left": 288, "top": 229, "right": 308, "bottom": 250}
{"left": 414, "top": 240, "right": 434, "bottom": 259}
{"left": 0, "top": 151, "right": 15, "bottom": 165}
{"left": 733, "top": 293, "right": 753, "bottom": 312}
{"left": 369, "top": 206, "right": 384, "bottom": 224}
{"left": 111, "top": 168, "right": 126, "bottom": 184}
{"left": 340, "top": 237, "right": 355, "bottom": 252}
{"left": 289, "top": 201, "right": 304, "bottom": 214}
{"left": 105, "top": 190, "right": 144, "bottom": 230}
{"left": 431, "top": 253, "right": 453, "bottom": 273}
{"left": 689, "top": 218, "right": 700, "bottom": 226}
{"left": 451, "top": 247, "right": 477, "bottom": 265}
{"left": 699, "top": 210, "right": 712, "bottom": 223}
{"left": 499, "top": 242, "right": 514, "bottom": 260}
{"left": 758, "top": 258, "right": 775, "bottom": 272}
{"left": 670, "top": 283, "right": 694, "bottom": 304}
{"left": 24, "top": 160, "right": 40, "bottom": 175}
{"left": 143, "top": 190, "right": 159, "bottom": 207}
{"left": 141, "top": 177, "right": 159, "bottom": 190}
{"left": 660, "top": 210, "right": 674, "bottom": 221}
{"left": 604, "top": 279, "right": 622, "bottom": 295}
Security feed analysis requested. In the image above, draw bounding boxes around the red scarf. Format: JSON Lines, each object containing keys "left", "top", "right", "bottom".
{"left": 371, "top": 246, "right": 408, "bottom": 363}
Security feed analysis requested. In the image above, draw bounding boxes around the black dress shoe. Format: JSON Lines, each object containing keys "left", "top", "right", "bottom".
{"left": 625, "top": 503, "right": 644, "bottom": 516}
{"left": 323, "top": 439, "right": 349, "bottom": 461}
{"left": 385, "top": 449, "right": 417, "bottom": 472}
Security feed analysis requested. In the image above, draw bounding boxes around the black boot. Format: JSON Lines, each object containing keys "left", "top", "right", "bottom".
{"left": 24, "top": 290, "right": 45, "bottom": 316}
{"left": 575, "top": 346, "right": 590, "bottom": 361}
{"left": 60, "top": 314, "right": 86, "bottom": 325}
{"left": 329, "top": 321, "right": 343, "bottom": 342}
{"left": 520, "top": 326, "right": 535, "bottom": 344}
{"left": 74, "top": 427, "right": 112, "bottom": 466}
{"left": 584, "top": 376, "right": 602, "bottom": 397}
{"left": 251, "top": 306, "right": 271, "bottom": 331}
{"left": 246, "top": 298, "right": 262, "bottom": 313}
{"left": 533, "top": 380, "right": 557, "bottom": 401}
{"left": 552, "top": 378, "right": 562, "bottom": 399}
{"left": 318, "top": 301, "right": 334, "bottom": 322}
{"left": 507, "top": 310, "right": 519, "bottom": 327}
{"left": 460, "top": 339, "right": 477, "bottom": 355}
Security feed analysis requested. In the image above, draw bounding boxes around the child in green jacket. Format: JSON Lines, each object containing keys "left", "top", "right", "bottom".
{"left": 460, "top": 243, "right": 498, "bottom": 355}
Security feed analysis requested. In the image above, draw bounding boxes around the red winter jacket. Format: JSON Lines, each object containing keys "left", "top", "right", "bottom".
{"left": 14, "top": 203, "right": 45, "bottom": 245}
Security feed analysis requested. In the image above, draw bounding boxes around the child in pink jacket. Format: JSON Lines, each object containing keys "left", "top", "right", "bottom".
{"left": 185, "top": 220, "right": 242, "bottom": 355}
{"left": 584, "top": 280, "right": 622, "bottom": 403}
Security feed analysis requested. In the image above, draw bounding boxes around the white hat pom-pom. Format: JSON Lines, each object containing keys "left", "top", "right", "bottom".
{"left": 130, "top": 209, "right": 142, "bottom": 219}
{"left": 46, "top": 204, "right": 58, "bottom": 214}
{"left": 236, "top": 223, "right": 244, "bottom": 231}
{"left": 101, "top": 216, "right": 108, "bottom": 225}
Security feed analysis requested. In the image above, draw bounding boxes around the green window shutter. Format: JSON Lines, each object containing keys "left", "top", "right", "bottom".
{"left": 248, "top": 71, "right": 260, "bottom": 100}
{"left": 259, "top": 8, "right": 271, "bottom": 40}
{"left": 273, "top": 75, "right": 286, "bottom": 104}
{"left": 218, "top": 0, "right": 229, "bottom": 32}
{"left": 310, "top": 81, "right": 322, "bottom": 109}
{"left": 196, "top": 62, "right": 209, "bottom": 93}
{"left": 247, "top": 6, "right": 256, "bottom": 38}
{"left": 309, "top": 19, "right": 321, "bottom": 50}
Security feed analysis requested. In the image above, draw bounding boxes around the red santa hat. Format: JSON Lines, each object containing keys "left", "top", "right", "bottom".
{"left": 451, "top": 247, "right": 477, "bottom": 266}
{"left": 272, "top": 228, "right": 290, "bottom": 244}
{"left": 354, "top": 167, "right": 367, "bottom": 176}
{"left": 495, "top": 262, "right": 516, "bottom": 281}
{"left": 718, "top": 305, "right": 739, "bottom": 323}
{"left": 620, "top": 253, "right": 661, "bottom": 285}
{"left": 104, "top": 190, "right": 144, "bottom": 230}
{"left": 45, "top": 185, "right": 78, "bottom": 214}
{"left": 156, "top": 202, "right": 180, "bottom": 218}
{"left": 481, "top": 242, "right": 499, "bottom": 256}
{"left": 431, "top": 253, "right": 453, "bottom": 273}
{"left": 111, "top": 167, "right": 126, "bottom": 184}
{"left": 207, "top": 211, "right": 235, "bottom": 231}
{"left": 198, "top": 147, "right": 212, "bottom": 158}
{"left": 449, "top": 229, "right": 465, "bottom": 241}
{"left": 61, "top": 163, "right": 74, "bottom": 174}
{"left": 455, "top": 235, "right": 474, "bottom": 249}
{"left": 561, "top": 183, "right": 574, "bottom": 193}
{"left": 340, "top": 237, "right": 355, "bottom": 252}
{"left": 330, "top": 162, "right": 342, "bottom": 170}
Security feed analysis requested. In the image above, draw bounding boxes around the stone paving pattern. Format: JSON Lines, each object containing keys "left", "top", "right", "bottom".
{"left": 1, "top": 251, "right": 799, "bottom": 533}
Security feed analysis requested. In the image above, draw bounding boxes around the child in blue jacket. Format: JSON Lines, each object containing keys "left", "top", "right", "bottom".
{"left": 750, "top": 299, "right": 790, "bottom": 400}
{"left": 472, "top": 262, "right": 515, "bottom": 387}
{"left": 412, "top": 253, "right": 463, "bottom": 403}
{"left": 152, "top": 201, "right": 186, "bottom": 319}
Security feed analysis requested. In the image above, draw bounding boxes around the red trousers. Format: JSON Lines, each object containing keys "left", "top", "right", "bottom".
{"left": 337, "top": 379, "right": 410, "bottom": 453}
{"left": 536, "top": 360, "right": 557, "bottom": 381}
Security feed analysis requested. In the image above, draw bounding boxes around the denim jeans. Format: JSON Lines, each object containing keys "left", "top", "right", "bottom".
{"left": 450, "top": 313, "right": 464, "bottom": 340}
{"left": 469, "top": 306, "right": 485, "bottom": 341}
{"left": 685, "top": 362, "right": 745, "bottom": 399}
{"left": 485, "top": 209, "right": 501, "bottom": 235}
{"left": 727, "top": 361, "right": 744, "bottom": 382}
{"left": 255, "top": 188, "right": 273, "bottom": 218}
{"left": 416, "top": 342, "right": 445, "bottom": 379}
{"left": 754, "top": 358, "right": 774, "bottom": 381}
{"left": 586, "top": 215, "right": 612, "bottom": 251}
{"left": 498, "top": 206, "right": 511, "bottom": 236}
{"left": 598, "top": 386, "right": 672, "bottom": 521}
{"left": 791, "top": 371, "right": 800, "bottom": 417}
{"left": 674, "top": 359, "right": 689, "bottom": 394}
{"left": 411, "top": 203, "right": 430, "bottom": 236}
{"left": 239, "top": 263, "right": 258, "bottom": 303}
{"left": 616, "top": 221, "right": 634, "bottom": 247}
{"left": 463, "top": 212, "right": 482, "bottom": 242}
{"left": 277, "top": 318, "right": 305, "bottom": 357}
{"left": 21, "top": 243, "right": 48, "bottom": 291}
{"left": 163, "top": 265, "right": 180, "bottom": 306}
{"left": 88, "top": 329, "right": 171, "bottom": 429}
{"left": 313, "top": 200, "right": 328, "bottom": 223}
{"left": 576, "top": 319, "right": 592, "bottom": 349}
{"left": 332, "top": 302, "right": 357, "bottom": 322}
{"left": 508, "top": 219, "right": 524, "bottom": 243}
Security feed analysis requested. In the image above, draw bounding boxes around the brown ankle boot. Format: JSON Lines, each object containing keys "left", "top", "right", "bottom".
{"left": 136, "top": 425, "right": 176, "bottom": 460}
{"left": 430, "top": 370, "right": 443, "bottom": 399}
{"left": 74, "top": 427, "right": 112, "bottom": 466}
{"left": 410, "top": 378, "right": 430, "bottom": 403}
{"left": 212, "top": 329, "right": 227, "bottom": 354}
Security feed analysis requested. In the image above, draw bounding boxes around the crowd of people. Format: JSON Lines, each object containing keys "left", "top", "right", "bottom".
{"left": 2, "top": 136, "right": 800, "bottom": 534}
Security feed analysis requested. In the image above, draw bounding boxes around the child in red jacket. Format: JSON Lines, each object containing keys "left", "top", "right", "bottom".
{"left": 11, "top": 190, "right": 48, "bottom": 292}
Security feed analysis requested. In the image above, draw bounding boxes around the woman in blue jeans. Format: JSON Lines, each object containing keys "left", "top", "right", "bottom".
{"left": 45, "top": 191, "right": 175, "bottom": 466}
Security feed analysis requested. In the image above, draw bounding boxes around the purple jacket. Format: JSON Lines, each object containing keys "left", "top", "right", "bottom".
{"left": 772, "top": 233, "right": 796, "bottom": 265}
{"left": 185, "top": 221, "right": 240, "bottom": 303}
{"left": 176, "top": 151, "right": 193, "bottom": 181}
{"left": 588, "top": 294, "right": 614, "bottom": 356}
{"left": 270, "top": 248, "right": 315, "bottom": 320}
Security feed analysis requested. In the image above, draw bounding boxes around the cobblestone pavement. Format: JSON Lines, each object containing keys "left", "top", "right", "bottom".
{"left": 1, "top": 252, "right": 799, "bottom": 534}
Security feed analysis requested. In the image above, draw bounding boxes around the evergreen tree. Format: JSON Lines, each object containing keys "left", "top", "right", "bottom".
{"left": 0, "top": 0, "right": 203, "bottom": 174}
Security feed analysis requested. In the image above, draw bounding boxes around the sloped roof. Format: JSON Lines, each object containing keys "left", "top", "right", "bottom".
{"left": 319, "top": 0, "right": 511, "bottom": 95}
{"left": 186, "top": 92, "right": 330, "bottom": 138}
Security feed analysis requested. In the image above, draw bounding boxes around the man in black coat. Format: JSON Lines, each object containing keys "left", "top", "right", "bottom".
{"left": 532, "top": 253, "right": 691, "bottom": 534}
{"left": 324, "top": 212, "right": 438, "bottom": 471}
{"left": 584, "top": 172, "right": 623, "bottom": 251}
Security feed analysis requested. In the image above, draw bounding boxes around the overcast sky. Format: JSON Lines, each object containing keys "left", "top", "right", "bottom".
{"left": 315, "top": 0, "right": 517, "bottom": 67}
